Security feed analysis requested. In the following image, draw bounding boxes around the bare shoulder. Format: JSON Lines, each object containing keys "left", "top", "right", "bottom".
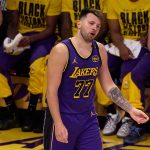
{"left": 48, "top": 42, "right": 69, "bottom": 66}
{"left": 49, "top": 42, "right": 69, "bottom": 63}
{"left": 50, "top": 42, "right": 68, "bottom": 55}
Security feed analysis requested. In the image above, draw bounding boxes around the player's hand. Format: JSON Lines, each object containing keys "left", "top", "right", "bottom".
{"left": 119, "top": 46, "right": 133, "bottom": 60}
{"left": 54, "top": 122, "right": 68, "bottom": 143}
{"left": 18, "top": 36, "right": 31, "bottom": 47}
{"left": 129, "top": 107, "right": 149, "bottom": 124}
{"left": 139, "top": 36, "right": 147, "bottom": 47}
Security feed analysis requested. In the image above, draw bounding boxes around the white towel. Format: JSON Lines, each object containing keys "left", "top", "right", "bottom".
{"left": 3, "top": 33, "right": 30, "bottom": 55}
{"left": 105, "top": 39, "right": 141, "bottom": 59}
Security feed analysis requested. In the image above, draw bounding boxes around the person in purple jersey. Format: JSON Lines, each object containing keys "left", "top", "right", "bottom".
{"left": 46, "top": 8, "right": 149, "bottom": 150}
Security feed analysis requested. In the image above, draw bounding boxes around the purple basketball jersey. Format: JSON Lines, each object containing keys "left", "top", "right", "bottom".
{"left": 58, "top": 39, "right": 102, "bottom": 114}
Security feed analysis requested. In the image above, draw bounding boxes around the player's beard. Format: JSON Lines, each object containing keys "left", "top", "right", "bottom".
{"left": 80, "top": 30, "right": 96, "bottom": 42}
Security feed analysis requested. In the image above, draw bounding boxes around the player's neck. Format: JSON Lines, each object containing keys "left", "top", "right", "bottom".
{"left": 74, "top": 34, "right": 92, "bottom": 48}
{"left": 71, "top": 36, "right": 93, "bottom": 58}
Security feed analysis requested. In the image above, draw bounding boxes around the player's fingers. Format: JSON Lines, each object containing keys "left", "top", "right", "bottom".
{"left": 140, "top": 111, "right": 149, "bottom": 120}
{"left": 56, "top": 134, "right": 65, "bottom": 143}
{"left": 56, "top": 130, "right": 68, "bottom": 143}
{"left": 138, "top": 117, "right": 149, "bottom": 124}
{"left": 64, "top": 129, "right": 68, "bottom": 143}
{"left": 61, "top": 129, "right": 68, "bottom": 143}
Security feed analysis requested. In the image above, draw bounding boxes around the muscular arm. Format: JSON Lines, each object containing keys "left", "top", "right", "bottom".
{"left": 47, "top": 43, "right": 69, "bottom": 143}
{"left": 7, "top": 10, "right": 19, "bottom": 38}
{"left": 108, "top": 19, "right": 124, "bottom": 48}
{"left": 108, "top": 19, "right": 131, "bottom": 60}
{"left": 17, "top": 15, "right": 60, "bottom": 47}
{"left": 96, "top": 13, "right": 108, "bottom": 42}
{"left": 108, "top": 87, "right": 132, "bottom": 113}
{"left": 47, "top": 43, "right": 68, "bottom": 125}
{"left": 60, "top": 12, "right": 73, "bottom": 39}
{"left": 7, "top": 11, "right": 59, "bottom": 44}
{"left": 97, "top": 43, "right": 132, "bottom": 113}
{"left": 29, "top": 15, "right": 59, "bottom": 43}
{"left": 97, "top": 44, "right": 149, "bottom": 123}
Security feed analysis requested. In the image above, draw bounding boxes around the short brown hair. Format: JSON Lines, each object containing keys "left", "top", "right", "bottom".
{"left": 79, "top": 8, "right": 103, "bottom": 22}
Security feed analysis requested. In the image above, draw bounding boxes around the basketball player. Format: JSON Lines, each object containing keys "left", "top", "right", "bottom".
{"left": 43, "top": 1, "right": 109, "bottom": 149}
{"left": 46, "top": 8, "right": 149, "bottom": 150}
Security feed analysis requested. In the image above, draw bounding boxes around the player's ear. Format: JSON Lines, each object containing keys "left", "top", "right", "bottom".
{"left": 77, "top": 20, "right": 81, "bottom": 29}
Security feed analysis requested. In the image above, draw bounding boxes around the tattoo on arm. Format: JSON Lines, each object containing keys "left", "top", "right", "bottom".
{"left": 108, "top": 87, "right": 132, "bottom": 112}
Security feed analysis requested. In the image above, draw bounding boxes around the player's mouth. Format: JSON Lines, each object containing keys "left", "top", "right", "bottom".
{"left": 90, "top": 32, "right": 96, "bottom": 36}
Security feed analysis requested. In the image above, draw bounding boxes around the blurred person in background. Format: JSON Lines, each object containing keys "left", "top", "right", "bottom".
{"left": 99, "top": 0, "right": 150, "bottom": 145}
{"left": 0, "top": 0, "right": 61, "bottom": 132}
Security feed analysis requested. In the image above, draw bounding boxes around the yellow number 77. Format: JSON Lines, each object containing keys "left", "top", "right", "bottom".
{"left": 74, "top": 79, "right": 94, "bottom": 98}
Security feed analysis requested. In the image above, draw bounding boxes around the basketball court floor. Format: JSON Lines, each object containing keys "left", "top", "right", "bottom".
{"left": 0, "top": 128, "right": 150, "bottom": 150}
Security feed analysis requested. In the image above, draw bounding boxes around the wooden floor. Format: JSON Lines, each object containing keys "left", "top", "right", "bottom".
{"left": 0, "top": 128, "right": 150, "bottom": 150}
